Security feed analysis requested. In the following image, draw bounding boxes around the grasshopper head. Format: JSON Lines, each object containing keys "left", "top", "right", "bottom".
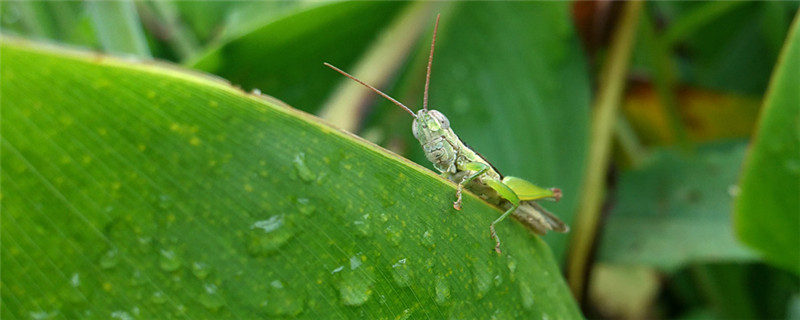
{"left": 412, "top": 109, "right": 450, "bottom": 140}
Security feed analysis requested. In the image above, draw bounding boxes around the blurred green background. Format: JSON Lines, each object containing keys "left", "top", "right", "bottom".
{"left": 2, "top": 1, "right": 798, "bottom": 319}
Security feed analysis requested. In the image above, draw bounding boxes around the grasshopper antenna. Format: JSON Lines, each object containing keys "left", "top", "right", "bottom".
{"left": 423, "top": 14, "right": 440, "bottom": 112}
{"left": 324, "top": 62, "right": 417, "bottom": 118}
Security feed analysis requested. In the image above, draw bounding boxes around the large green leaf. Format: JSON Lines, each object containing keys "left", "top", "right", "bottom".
{"left": 0, "top": 40, "right": 580, "bottom": 317}
{"left": 598, "top": 143, "right": 756, "bottom": 271}
{"left": 188, "top": 1, "right": 407, "bottom": 113}
{"left": 734, "top": 12, "right": 800, "bottom": 275}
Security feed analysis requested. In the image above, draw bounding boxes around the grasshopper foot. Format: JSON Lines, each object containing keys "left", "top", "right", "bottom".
{"left": 453, "top": 184, "right": 463, "bottom": 210}
{"left": 490, "top": 224, "right": 502, "bottom": 255}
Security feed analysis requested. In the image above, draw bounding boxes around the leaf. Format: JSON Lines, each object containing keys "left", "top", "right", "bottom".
{"left": 188, "top": 1, "right": 407, "bottom": 113}
{"left": 598, "top": 143, "right": 757, "bottom": 271}
{"left": 0, "top": 40, "right": 581, "bottom": 317}
{"left": 734, "top": 12, "right": 800, "bottom": 275}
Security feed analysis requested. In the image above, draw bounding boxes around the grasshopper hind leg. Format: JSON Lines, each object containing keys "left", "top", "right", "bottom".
{"left": 489, "top": 203, "right": 519, "bottom": 254}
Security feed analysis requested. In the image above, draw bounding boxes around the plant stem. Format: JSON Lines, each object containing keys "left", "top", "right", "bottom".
{"left": 567, "top": 0, "right": 643, "bottom": 301}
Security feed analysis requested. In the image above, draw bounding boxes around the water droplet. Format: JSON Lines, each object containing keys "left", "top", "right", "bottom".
{"left": 384, "top": 224, "right": 403, "bottom": 246}
{"left": 29, "top": 310, "right": 58, "bottom": 320}
{"left": 129, "top": 269, "right": 146, "bottom": 287}
{"left": 70, "top": 273, "right": 81, "bottom": 287}
{"left": 518, "top": 280, "right": 535, "bottom": 310}
{"left": 247, "top": 215, "right": 296, "bottom": 256}
{"left": 151, "top": 291, "right": 167, "bottom": 304}
{"left": 198, "top": 284, "right": 225, "bottom": 312}
{"left": 295, "top": 198, "right": 316, "bottom": 216}
{"left": 159, "top": 249, "right": 183, "bottom": 272}
{"left": 99, "top": 249, "right": 119, "bottom": 269}
{"left": 391, "top": 258, "right": 412, "bottom": 287}
{"left": 158, "top": 194, "right": 173, "bottom": 209}
{"left": 331, "top": 266, "right": 344, "bottom": 274}
{"left": 353, "top": 214, "right": 372, "bottom": 237}
{"left": 435, "top": 274, "right": 450, "bottom": 305}
{"left": 110, "top": 310, "right": 133, "bottom": 320}
{"left": 262, "top": 279, "right": 304, "bottom": 316}
{"left": 191, "top": 262, "right": 212, "bottom": 280}
{"left": 471, "top": 260, "right": 492, "bottom": 299}
{"left": 293, "top": 153, "right": 316, "bottom": 183}
{"left": 507, "top": 255, "right": 518, "bottom": 279}
{"left": 349, "top": 254, "right": 362, "bottom": 270}
{"left": 397, "top": 308, "right": 413, "bottom": 320}
{"left": 334, "top": 255, "right": 375, "bottom": 306}
{"left": 493, "top": 274, "right": 503, "bottom": 287}
{"left": 421, "top": 230, "right": 435, "bottom": 249}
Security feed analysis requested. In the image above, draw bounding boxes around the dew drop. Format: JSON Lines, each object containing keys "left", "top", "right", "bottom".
{"left": 494, "top": 274, "right": 503, "bottom": 287}
{"left": 518, "top": 280, "right": 535, "bottom": 310}
{"left": 353, "top": 214, "right": 372, "bottom": 237}
{"left": 70, "top": 273, "right": 81, "bottom": 287}
{"left": 262, "top": 279, "right": 304, "bottom": 316}
{"left": 247, "top": 215, "right": 296, "bottom": 256}
{"left": 421, "top": 230, "right": 435, "bottom": 249}
{"left": 384, "top": 224, "right": 403, "bottom": 246}
{"left": 295, "top": 198, "right": 316, "bottom": 216}
{"left": 391, "top": 258, "right": 412, "bottom": 287}
{"left": 293, "top": 153, "right": 316, "bottom": 183}
{"left": 471, "top": 260, "right": 492, "bottom": 299}
{"left": 158, "top": 194, "right": 173, "bottom": 209}
{"left": 159, "top": 249, "right": 183, "bottom": 272}
{"left": 334, "top": 255, "right": 375, "bottom": 306}
{"left": 397, "top": 308, "right": 413, "bottom": 320}
{"left": 151, "top": 291, "right": 167, "bottom": 304}
{"left": 110, "top": 310, "right": 133, "bottom": 320}
{"left": 434, "top": 274, "right": 451, "bottom": 305}
{"left": 29, "top": 310, "right": 57, "bottom": 320}
{"left": 507, "top": 255, "right": 518, "bottom": 279}
{"left": 191, "top": 262, "right": 212, "bottom": 280}
{"left": 198, "top": 284, "right": 225, "bottom": 312}
{"left": 99, "top": 249, "right": 119, "bottom": 269}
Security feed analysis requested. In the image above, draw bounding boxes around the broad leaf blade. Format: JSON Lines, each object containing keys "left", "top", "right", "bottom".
{"left": 599, "top": 143, "right": 756, "bottom": 271}
{"left": 0, "top": 40, "right": 580, "bottom": 318}
{"left": 734, "top": 12, "right": 800, "bottom": 275}
{"left": 188, "top": 1, "right": 407, "bottom": 113}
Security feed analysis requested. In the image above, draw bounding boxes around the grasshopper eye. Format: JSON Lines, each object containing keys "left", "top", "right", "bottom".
{"left": 411, "top": 119, "right": 420, "bottom": 139}
{"left": 429, "top": 110, "right": 450, "bottom": 129}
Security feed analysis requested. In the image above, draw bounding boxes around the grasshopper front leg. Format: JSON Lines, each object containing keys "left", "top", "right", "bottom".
{"left": 452, "top": 162, "right": 490, "bottom": 210}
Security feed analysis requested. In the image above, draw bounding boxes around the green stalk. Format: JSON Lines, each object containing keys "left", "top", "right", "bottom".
{"left": 567, "top": 0, "right": 643, "bottom": 300}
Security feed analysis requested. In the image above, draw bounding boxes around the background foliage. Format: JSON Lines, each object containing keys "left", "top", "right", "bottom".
{"left": 2, "top": 1, "right": 798, "bottom": 319}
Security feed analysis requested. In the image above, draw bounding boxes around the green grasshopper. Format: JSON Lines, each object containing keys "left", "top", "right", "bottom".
{"left": 325, "top": 15, "right": 568, "bottom": 254}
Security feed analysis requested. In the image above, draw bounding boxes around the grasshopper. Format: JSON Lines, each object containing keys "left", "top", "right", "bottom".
{"left": 325, "top": 15, "right": 568, "bottom": 254}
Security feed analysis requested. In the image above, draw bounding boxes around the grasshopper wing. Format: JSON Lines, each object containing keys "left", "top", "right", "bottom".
{"left": 511, "top": 201, "right": 570, "bottom": 234}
